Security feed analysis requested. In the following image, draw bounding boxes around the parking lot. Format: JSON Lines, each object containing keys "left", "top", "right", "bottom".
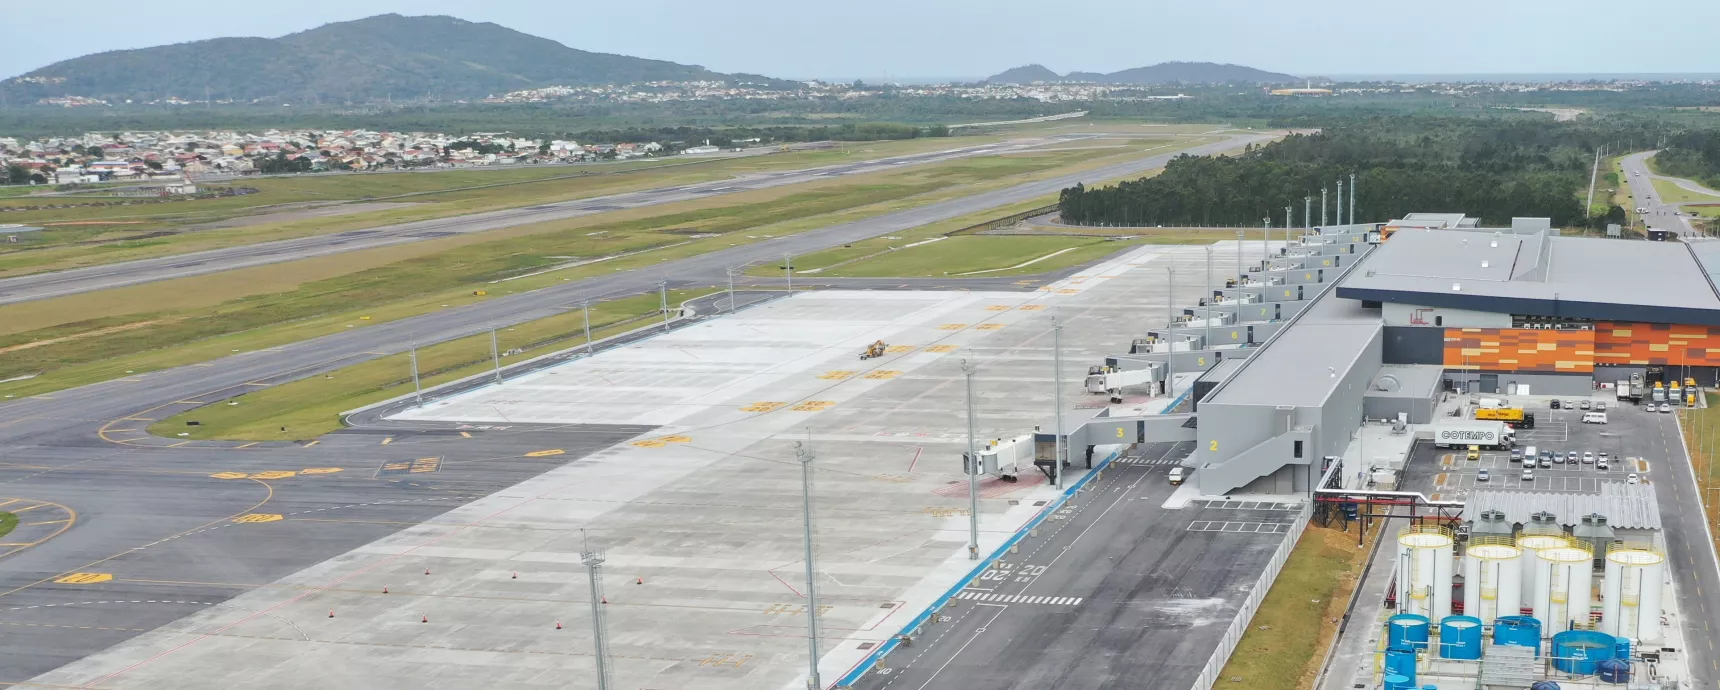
{"left": 1424, "top": 392, "right": 1665, "bottom": 501}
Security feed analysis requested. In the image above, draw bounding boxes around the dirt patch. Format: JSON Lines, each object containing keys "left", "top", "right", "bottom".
{"left": 0, "top": 318, "right": 173, "bottom": 354}
{"left": 186, "top": 201, "right": 422, "bottom": 230}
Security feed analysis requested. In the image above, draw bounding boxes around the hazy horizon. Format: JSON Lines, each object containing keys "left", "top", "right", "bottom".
{"left": 8, "top": 0, "right": 1720, "bottom": 82}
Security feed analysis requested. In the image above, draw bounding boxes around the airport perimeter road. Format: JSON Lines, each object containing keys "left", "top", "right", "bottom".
{"left": 853, "top": 441, "right": 1294, "bottom": 690}
{"left": 1, "top": 132, "right": 1137, "bottom": 305}
{"left": 1622, "top": 151, "right": 1707, "bottom": 239}
{"left": 0, "top": 133, "right": 1270, "bottom": 451}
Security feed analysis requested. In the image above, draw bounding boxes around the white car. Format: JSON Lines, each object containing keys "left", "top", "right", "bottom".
{"left": 1583, "top": 452, "right": 1595, "bottom": 464}
{"left": 1627, "top": 473, "right": 1640, "bottom": 485}
{"left": 1659, "top": 403, "right": 1672, "bottom": 413}
{"left": 1477, "top": 469, "right": 1491, "bottom": 482}
{"left": 1522, "top": 468, "right": 1535, "bottom": 481}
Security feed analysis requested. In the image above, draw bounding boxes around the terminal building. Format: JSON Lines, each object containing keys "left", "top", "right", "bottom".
{"left": 1090, "top": 215, "right": 1720, "bottom": 497}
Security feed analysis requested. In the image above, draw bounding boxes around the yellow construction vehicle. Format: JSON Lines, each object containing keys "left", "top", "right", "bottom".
{"left": 860, "top": 340, "right": 887, "bottom": 360}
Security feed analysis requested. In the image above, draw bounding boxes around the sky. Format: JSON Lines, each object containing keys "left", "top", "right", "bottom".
{"left": 8, "top": 0, "right": 1720, "bottom": 81}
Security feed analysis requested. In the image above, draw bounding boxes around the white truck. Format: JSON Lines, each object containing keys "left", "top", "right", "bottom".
{"left": 1616, "top": 380, "right": 1631, "bottom": 401}
{"left": 1432, "top": 421, "right": 1515, "bottom": 449}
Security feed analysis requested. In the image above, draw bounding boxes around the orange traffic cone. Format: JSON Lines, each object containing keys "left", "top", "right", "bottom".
{"left": 555, "top": 620, "right": 563, "bottom": 630}
{"left": 328, "top": 610, "right": 335, "bottom": 618}
{"left": 382, "top": 586, "right": 389, "bottom": 594}
{"left": 424, "top": 568, "right": 431, "bottom": 575}
{"left": 421, "top": 614, "right": 428, "bottom": 623}
{"left": 601, "top": 596, "right": 608, "bottom": 604}
{"left": 511, "top": 571, "right": 518, "bottom": 579}
{"left": 635, "top": 577, "right": 643, "bottom": 585}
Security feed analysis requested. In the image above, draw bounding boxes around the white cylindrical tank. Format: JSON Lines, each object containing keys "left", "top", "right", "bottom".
{"left": 1541, "top": 544, "right": 1594, "bottom": 633}
{"left": 1465, "top": 537, "right": 1523, "bottom": 622}
{"left": 1517, "top": 533, "right": 1570, "bottom": 621}
{"left": 1606, "top": 547, "right": 1666, "bottom": 643}
{"left": 1399, "top": 526, "right": 1455, "bottom": 619}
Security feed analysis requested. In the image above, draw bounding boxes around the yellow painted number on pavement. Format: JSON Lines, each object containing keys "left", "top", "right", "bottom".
{"left": 885, "top": 345, "right": 917, "bottom": 353}
{"left": 926, "top": 345, "right": 958, "bottom": 353}
{"left": 525, "top": 449, "right": 565, "bottom": 457}
{"left": 740, "top": 402, "right": 785, "bottom": 412}
{"left": 976, "top": 323, "right": 1004, "bottom": 331}
{"left": 818, "top": 371, "right": 855, "bottom": 380}
{"left": 300, "top": 467, "right": 343, "bottom": 474}
{"left": 790, "top": 401, "right": 836, "bottom": 412}
{"left": 937, "top": 323, "right": 968, "bottom": 331}
{"left": 210, "top": 472, "right": 250, "bottom": 480}
{"left": 55, "top": 573, "right": 112, "bottom": 584}
{"left": 233, "top": 514, "right": 283, "bottom": 524}
{"left": 1210, "top": 440, "right": 1219, "bottom": 452}
{"left": 863, "top": 371, "right": 902, "bottom": 380}
{"left": 250, "top": 471, "right": 297, "bottom": 480}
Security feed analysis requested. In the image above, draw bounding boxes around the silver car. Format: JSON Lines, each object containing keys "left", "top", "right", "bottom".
{"left": 1659, "top": 403, "right": 1672, "bottom": 413}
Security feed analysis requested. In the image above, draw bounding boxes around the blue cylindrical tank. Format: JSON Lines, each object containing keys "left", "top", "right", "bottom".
{"left": 1493, "top": 615, "right": 1543, "bottom": 655}
{"left": 1614, "top": 636, "right": 1631, "bottom": 661}
{"left": 1383, "top": 673, "right": 1413, "bottom": 690}
{"left": 1598, "top": 658, "right": 1631, "bottom": 684}
{"left": 1388, "top": 614, "right": 1431, "bottom": 650}
{"left": 1438, "top": 615, "right": 1483, "bottom": 659}
{"left": 1552, "top": 630, "right": 1617, "bottom": 675}
{"left": 1531, "top": 682, "right": 1561, "bottom": 690}
{"left": 1384, "top": 646, "right": 1417, "bottom": 684}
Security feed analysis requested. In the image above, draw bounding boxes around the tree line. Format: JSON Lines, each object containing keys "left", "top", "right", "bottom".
{"left": 1058, "top": 116, "right": 1667, "bottom": 228}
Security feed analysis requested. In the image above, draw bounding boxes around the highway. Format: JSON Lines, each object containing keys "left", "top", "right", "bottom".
{"left": 0, "top": 132, "right": 1140, "bottom": 305}
{"left": 1620, "top": 151, "right": 1710, "bottom": 240}
{"left": 853, "top": 442, "right": 1295, "bottom": 690}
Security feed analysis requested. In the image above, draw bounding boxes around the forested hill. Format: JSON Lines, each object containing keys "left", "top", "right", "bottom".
{"left": 1058, "top": 117, "right": 1653, "bottom": 228}
{"left": 1653, "top": 131, "right": 1720, "bottom": 189}
{"left": 986, "top": 61, "right": 1297, "bottom": 85}
{"left": 1, "top": 14, "right": 795, "bottom": 104}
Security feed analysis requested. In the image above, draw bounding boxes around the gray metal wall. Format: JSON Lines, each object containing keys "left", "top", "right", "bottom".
{"left": 1364, "top": 395, "right": 1434, "bottom": 425}
{"left": 1493, "top": 372, "right": 1595, "bottom": 397}
{"left": 1382, "top": 326, "right": 1445, "bottom": 365}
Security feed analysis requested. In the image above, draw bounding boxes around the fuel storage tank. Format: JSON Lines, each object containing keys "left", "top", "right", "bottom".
{"left": 1397, "top": 525, "right": 1454, "bottom": 619}
{"left": 1462, "top": 535, "right": 1522, "bottom": 622}
{"left": 1601, "top": 545, "right": 1666, "bottom": 643}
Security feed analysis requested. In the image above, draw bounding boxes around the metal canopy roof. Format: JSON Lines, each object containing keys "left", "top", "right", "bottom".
{"left": 1466, "top": 482, "right": 1661, "bottom": 531}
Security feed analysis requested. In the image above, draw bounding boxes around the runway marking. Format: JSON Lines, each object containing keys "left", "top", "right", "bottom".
{"left": 740, "top": 402, "right": 787, "bottom": 412}
{"left": 380, "top": 437, "right": 393, "bottom": 446}
{"left": 984, "top": 305, "right": 1011, "bottom": 311}
{"left": 936, "top": 323, "right": 968, "bottom": 331}
{"left": 925, "top": 345, "right": 958, "bottom": 353}
{"left": 10, "top": 504, "right": 46, "bottom": 513}
{"left": 302, "top": 440, "right": 319, "bottom": 448}
{"left": 250, "top": 471, "right": 297, "bottom": 480}
{"left": 52, "top": 573, "right": 113, "bottom": 585}
{"left": 863, "top": 371, "right": 902, "bottom": 380}
{"left": 210, "top": 472, "right": 250, "bottom": 480}
{"left": 790, "top": 401, "right": 836, "bottom": 412}
{"left": 459, "top": 432, "right": 472, "bottom": 438}
{"left": 242, "top": 382, "right": 270, "bottom": 387}
{"left": 524, "top": 449, "right": 565, "bottom": 457}
{"left": 631, "top": 435, "right": 691, "bottom": 448}
{"left": 300, "top": 468, "right": 342, "bottom": 475}
{"left": 25, "top": 520, "right": 69, "bottom": 527}
{"left": 974, "top": 323, "right": 1005, "bottom": 331}
{"left": 819, "top": 371, "right": 856, "bottom": 380}
{"left": 234, "top": 442, "right": 258, "bottom": 449}
{"left": 167, "top": 441, "right": 192, "bottom": 448}
{"left": 105, "top": 429, "right": 138, "bottom": 433}
{"left": 952, "top": 591, "right": 1082, "bottom": 605}
{"left": 232, "top": 514, "right": 283, "bottom": 524}
{"left": 173, "top": 400, "right": 206, "bottom": 405}
{"left": 0, "top": 621, "right": 150, "bottom": 632}
{"left": 1017, "top": 305, "right": 1045, "bottom": 311}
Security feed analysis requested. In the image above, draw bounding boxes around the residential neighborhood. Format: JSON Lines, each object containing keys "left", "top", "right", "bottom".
{"left": 0, "top": 129, "right": 679, "bottom": 186}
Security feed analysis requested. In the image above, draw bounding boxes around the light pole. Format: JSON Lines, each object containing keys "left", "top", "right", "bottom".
{"left": 1304, "top": 195, "right": 1313, "bottom": 232}
{"left": 726, "top": 266, "right": 737, "bottom": 313}
{"left": 1337, "top": 178, "right": 1345, "bottom": 226}
{"left": 490, "top": 327, "right": 502, "bottom": 384}
{"left": 1203, "top": 247, "right": 1213, "bottom": 353}
{"left": 795, "top": 437, "right": 823, "bottom": 690}
{"left": 581, "top": 532, "right": 613, "bottom": 690}
{"left": 962, "top": 359, "right": 981, "bottom": 557}
{"left": 409, "top": 344, "right": 423, "bottom": 407}
{"left": 1053, "top": 315, "right": 1066, "bottom": 489}
{"left": 1285, "top": 204, "right": 1293, "bottom": 248}
{"left": 659, "top": 281, "right": 670, "bottom": 332}
{"left": 1322, "top": 187, "right": 1329, "bottom": 227}
{"left": 1349, "top": 173, "right": 1357, "bottom": 224}
{"left": 582, "top": 300, "right": 594, "bottom": 354}
{"left": 1165, "top": 267, "right": 1176, "bottom": 398}
{"left": 784, "top": 252, "right": 794, "bottom": 292}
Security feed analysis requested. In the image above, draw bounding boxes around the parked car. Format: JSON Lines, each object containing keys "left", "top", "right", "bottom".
{"left": 1510, "top": 449, "right": 1523, "bottom": 463}
{"left": 1564, "top": 400, "right": 1577, "bottom": 409}
{"left": 1580, "top": 400, "right": 1592, "bottom": 410}
{"left": 1583, "top": 451, "right": 1595, "bottom": 464}
{"left": 1168, "top": 467, "right": 1186, "bottom": 485}
{"left": 1659, "top": 403, "right": 1672, "bottom": 413}
{"left": 1467, "top": 446, "right": 1480, "bottom": 461}
{"left": 1627, "top": 473, "right": 1640, "bottom": 484}
{"left": 1478, "top": 469, "right": 1491, "bottom": 482}
{"left": 1551, "top": 399, "right": 1562, "bottom": 409}
{"left": 1597, "top": 459, "right": 1610, "bottom": 471}
{"left": 1522, "top": 468, "right": 1535, "bottom": 481}
{"left": 1567, "top": 451, "right": 1580, "bottom": 463}
{"left": 1598, "top": 452, "right": 1609, "bottom": 463}
{"left": 1596, "top": 401, "right": 1608, "bottom": 411}
{"left": 1539, "top": 457, "right": 1552, "bottom": 469}
{"left": 1583, "top": 412, "right": 1608, "bottom": 424}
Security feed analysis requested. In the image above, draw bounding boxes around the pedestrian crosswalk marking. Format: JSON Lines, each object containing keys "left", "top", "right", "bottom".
{"left": 953, "top": 591, "right": 1082, "bottom": 606}
{"left": 1111, "top": 455, "right": 1181, "bottom": 466}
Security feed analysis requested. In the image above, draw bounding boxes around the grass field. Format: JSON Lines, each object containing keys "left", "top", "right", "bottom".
{"left": 0, "top": 512, "right": 14, "bottom": 540}
{"left": 1216, "top": 523, "right": 1375, "bottom": 690}
{"left": 1678, "top": 398, "right": 1720, "bottom": 566}
{"left": 1651, "top": 177, "right": 1720, "bottom": 205}
{"left": 148, "top": 290, "right": 707, "bottom": 441}
{"left": 0, "top": 135, "right": 1032, "bottom": 278}
{"left": 0, "top": 139, "right": 1212, "bottom": 398}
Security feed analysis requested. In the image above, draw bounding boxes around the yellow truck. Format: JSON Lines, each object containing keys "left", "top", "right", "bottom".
{"left": 1475, "top": 407, "right": 1536, "bottom": 428}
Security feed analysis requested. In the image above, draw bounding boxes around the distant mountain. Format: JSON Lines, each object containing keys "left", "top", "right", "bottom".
{"left": 1, "top": 14, "right": 796, "bottom": 104}
{"left": 985, "top": 64, "right": 1063, "bottom": 84}
{"left": 986, "top": 61, "right": 1299, "bottom": 85}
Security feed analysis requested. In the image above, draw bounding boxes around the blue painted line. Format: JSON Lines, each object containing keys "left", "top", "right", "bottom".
{"left": 834, "top": 446, "right": 1124, "bottom": 688}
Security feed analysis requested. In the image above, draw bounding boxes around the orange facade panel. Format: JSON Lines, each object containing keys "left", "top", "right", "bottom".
{"left": 1443, "top": 328, "right": 1594, "bottom": 373}
{"left": 1594, "top": 321, "right": 1720, "bottom": 366}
